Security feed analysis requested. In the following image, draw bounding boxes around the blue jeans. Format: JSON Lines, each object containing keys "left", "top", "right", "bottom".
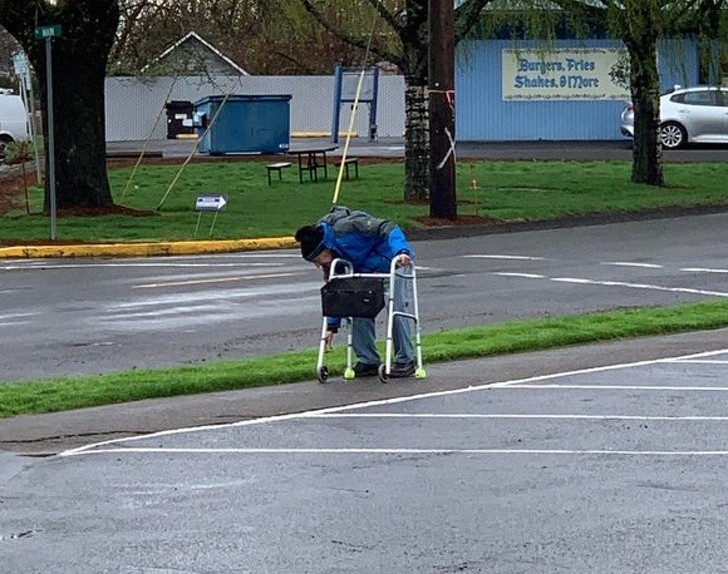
{"left": 352, "top": 272, "right": 413, "bottom": 365}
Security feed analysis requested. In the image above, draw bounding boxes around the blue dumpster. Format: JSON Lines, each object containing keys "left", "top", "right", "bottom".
{"left": 193, "top": 94, "right": 292, "bottom": 155}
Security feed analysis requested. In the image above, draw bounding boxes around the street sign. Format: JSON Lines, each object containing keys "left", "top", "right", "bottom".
{"left": 34, "top": 25, "right": 62, "bottom": 40}
{"left": 11, "top": 53, "right": 28, "bottom": 75}
{"left": 195, "top": 195, "right": 228, "bottom": 212}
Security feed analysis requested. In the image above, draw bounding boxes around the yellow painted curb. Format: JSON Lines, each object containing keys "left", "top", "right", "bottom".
{"left": 292, "top": 131, "right": 357, "bottom": 138}
{"left": 0, "top": 237, "right": 299, "bottom": 259}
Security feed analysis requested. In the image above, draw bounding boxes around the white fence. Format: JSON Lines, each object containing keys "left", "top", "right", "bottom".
{"left": 105, "top": 75, "right": 406, "bottom": 142}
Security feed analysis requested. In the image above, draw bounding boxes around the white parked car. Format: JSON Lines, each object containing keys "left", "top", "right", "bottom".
{"left": 0, "top": 91, "right": 29, "bottom": 160}
{"left": 620, "top": 85, "right": 728, "bottom": 149}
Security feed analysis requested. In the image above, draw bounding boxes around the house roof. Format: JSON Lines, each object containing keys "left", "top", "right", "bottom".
{"left": 142, "top": 31, "right": 249, "bottom": 76}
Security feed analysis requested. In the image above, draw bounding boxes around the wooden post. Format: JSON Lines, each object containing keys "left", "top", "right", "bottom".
{"left": 428, "top": 0, "right": 457, "bottom": 219}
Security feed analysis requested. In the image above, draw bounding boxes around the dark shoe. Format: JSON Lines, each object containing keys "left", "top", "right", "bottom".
{"left": 389, "top": 360, "right": 415, "bottom": 378}
{"left": 353, "top": 361, "right": 380, "bottom": 378}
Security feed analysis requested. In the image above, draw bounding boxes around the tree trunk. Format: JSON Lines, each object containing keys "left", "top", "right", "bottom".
{"left": 404, "top": 83, "right": 429, "bottom": 202}
{"left": 5, "top": 0, "right": 120, "bottom": 211}
{"left": 624, "top": 4, "right": 664, "bottom": 187}
{"left": 37, "top": 43, "right": 114, "bottom": 210}
{"left": 628, "top": 40, "right": 665, "bottom": 187}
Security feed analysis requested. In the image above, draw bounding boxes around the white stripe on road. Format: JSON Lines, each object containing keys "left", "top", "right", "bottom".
{"left": 70, "top": 447, "right": 728, "bottom": 457}
{"left": 494, "top": 272, "right": 545, "bottom": 279}
{"left": 498, "top": 272, "right": 728, "bottom": 298}
{"left": 602, "top": 262, "right": 664, "bottom": 268}
{"left": 134, "top": 271, "right": 305, "bottom": 289}
{"left": 314, "top": 413, "right": 728, "bottom": 422}
{"left": 681, "top": 267, "right": 728, "bottom": 274}
{"left": 463, "top": 254, "right": 546, "bottom": 260}
{"left": 0, "top": 312, "right": 39, "bottom": 320}
{"left": 498, "top": 385, "right": 728, "bottom": 391}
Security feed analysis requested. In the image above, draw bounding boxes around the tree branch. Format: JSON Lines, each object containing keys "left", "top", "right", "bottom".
{"left": 454, "top": 0, "right": 494, "bottom": 43}
{"left": 299, "top": 0, "right": 401, "bottom": 66}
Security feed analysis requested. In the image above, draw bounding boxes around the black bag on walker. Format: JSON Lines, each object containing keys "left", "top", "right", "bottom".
{"left": 321, "top": 277, "right": 385, "bottom": 319}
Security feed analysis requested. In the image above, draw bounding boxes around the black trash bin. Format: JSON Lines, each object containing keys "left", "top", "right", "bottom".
{"left": 165, "top": 100, "right": 195, "bottom": 139}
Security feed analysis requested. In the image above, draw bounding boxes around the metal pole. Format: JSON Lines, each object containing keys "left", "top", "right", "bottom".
{"left": 45, "top": 36, "right": 57, "bottom": 240}
{"left": 428, "top": 0, "right": 457, "bottom": 219}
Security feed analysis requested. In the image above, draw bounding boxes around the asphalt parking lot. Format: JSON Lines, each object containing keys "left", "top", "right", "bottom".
{"left": 4, "top": 336, "right": 728, "bottom": 572}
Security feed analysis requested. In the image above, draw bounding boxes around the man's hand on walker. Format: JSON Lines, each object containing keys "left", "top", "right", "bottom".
{"left": 396, "top": 253, "right": 411, "bottom": 268}
{"left": 324, "top": 330, "right": 335, "bottom": 351}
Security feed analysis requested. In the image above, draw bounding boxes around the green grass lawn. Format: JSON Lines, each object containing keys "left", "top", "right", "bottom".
{"left": 3, "top": 159, "right": 728, "bottom": 243}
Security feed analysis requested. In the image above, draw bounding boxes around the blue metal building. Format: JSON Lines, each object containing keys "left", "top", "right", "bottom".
{"left": 455, "top": 38, "right": 700, "bottom": 141}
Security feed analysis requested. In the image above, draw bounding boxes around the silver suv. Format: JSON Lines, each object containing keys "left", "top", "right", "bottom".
{"left": 620, "top": 86, "right": 728, "bottom": 149}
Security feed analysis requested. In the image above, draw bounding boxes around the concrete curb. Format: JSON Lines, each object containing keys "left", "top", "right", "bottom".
{"left": 0, "top": 236, "right": 298, "bottom": 259}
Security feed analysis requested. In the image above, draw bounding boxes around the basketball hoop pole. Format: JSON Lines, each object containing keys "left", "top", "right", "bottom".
{"left": 331, "top": 16, "right": 377, "bottom": 206}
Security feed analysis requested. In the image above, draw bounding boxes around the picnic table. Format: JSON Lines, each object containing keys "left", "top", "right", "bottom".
{"left": 288, "top": 145, "right": 337, "bottom": 183}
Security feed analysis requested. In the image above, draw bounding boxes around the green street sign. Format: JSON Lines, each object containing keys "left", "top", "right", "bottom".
{"left": 34, "top": 24, "right": 62, "bottom": 40}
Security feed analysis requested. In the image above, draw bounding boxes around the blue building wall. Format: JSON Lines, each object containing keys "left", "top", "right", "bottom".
{"left": 456, "top": 39, "right": 700, "bottom": 141}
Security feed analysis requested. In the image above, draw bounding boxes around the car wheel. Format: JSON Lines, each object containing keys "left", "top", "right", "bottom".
{"left": 660, "top": 122, "right": 687, "bottom": 149}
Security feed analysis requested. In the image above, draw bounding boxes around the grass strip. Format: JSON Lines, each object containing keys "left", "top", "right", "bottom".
{"left": 2, "top": 299, "right": 728, "bottom": 419}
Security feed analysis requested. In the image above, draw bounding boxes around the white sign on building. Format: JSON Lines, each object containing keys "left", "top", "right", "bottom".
{"left": 502, "top": 48, "right": 630, "bottom": 101}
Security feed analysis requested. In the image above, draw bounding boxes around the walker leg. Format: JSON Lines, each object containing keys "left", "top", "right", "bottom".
{"left": 378, "top": 274, "right": 397, "bottom": 384}
{"left": 343, "top": 318, "right": 355, "bottom": 380}
{"left": 316, "top": 316, "right": 330, "bottom": 383}
{"left": 410, "top": 266, "right": 427, "bottom": 379}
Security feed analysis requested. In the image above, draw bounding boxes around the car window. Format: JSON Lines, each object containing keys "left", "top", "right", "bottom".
{"left": 673, "top": 90, "right": 719, "bottom": 106}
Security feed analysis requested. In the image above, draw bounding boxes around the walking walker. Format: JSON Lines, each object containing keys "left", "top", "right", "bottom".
{"left": 315, "top": 255, "right": 426, "bottom": 384}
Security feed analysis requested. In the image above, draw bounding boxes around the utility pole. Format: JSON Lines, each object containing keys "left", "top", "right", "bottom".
{"left": 429, "top": 0, "right": 457, "bottom": 219}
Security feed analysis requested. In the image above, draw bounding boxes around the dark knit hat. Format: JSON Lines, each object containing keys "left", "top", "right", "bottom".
{"left": 295, "top": 224, "right": 326, "bottom": 261}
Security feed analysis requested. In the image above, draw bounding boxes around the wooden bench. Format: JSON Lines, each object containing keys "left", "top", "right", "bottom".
{"left": 337, "top": 157, "right": 359, "bottom": 180}
{"left": 266, "top": 162, "right": 292, "bottom": 185}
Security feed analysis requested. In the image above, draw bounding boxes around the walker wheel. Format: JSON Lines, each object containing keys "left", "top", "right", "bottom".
{"left": 378, "top": 363, "right": 389, "bottom": 384}
{"left": 316, "top": 365, "right": 329, "bottom": 384}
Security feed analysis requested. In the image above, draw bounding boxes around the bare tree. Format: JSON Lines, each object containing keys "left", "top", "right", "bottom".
{"left": 0, "top": 25, "right": 22, "bottom": 87}
{"left": 111, "top": 0, "right": 335, "bottom": 75}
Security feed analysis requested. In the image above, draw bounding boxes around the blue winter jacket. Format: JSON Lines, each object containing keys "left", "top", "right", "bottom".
{"left": 318, "top": 206, "right": 414, "bottom": 330}
{"left": 317, "top": 206, "right": 414, "bottom": 273}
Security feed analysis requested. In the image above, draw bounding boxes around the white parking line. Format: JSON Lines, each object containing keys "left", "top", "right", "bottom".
{"left": 67, "top": 447, "right": 728, "bottom": 457}
{"left": 602, "top": 262, "right": 664, "bottom": 268}
{"left": 498, "top": 384, "right": 728, "bottom": 391}
{"left": 494, "top": 272, "right": 545, "bottom": 279}
{"left": 134, "top": 271, "right": 305, "bottom": 289}
{"left": 463, "top": 254, "right": 546, "bottom": 260}
{"left": 314, "top": 413, "right": 728, "bottom": 422}
{"left": 671, "top": 359, "right": 728, "bottom": 364}
{"left": 504, "top": 274, "right": 728, "bottom": 298}
{"left": 681, "top": 267, "right": 728, "bottom": 274}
